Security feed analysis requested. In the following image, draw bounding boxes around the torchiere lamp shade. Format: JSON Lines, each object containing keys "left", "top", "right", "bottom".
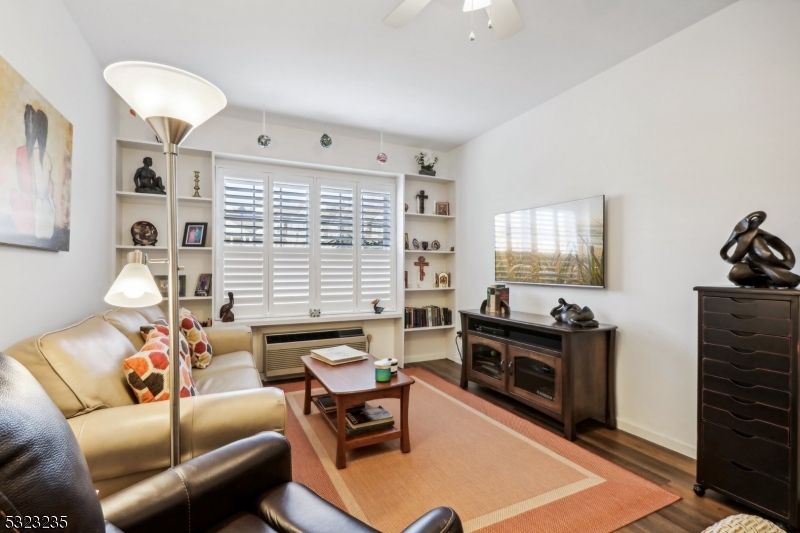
{"left": 103, "top": 62, "right": 226, "bottom": 128}
{"left": 105, "top": 263, "right": 163, "bottom": 308}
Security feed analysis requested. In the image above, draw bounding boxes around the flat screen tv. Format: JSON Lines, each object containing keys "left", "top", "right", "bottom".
{"left": 494, "top": 195, "right": 605, "bottom": 287}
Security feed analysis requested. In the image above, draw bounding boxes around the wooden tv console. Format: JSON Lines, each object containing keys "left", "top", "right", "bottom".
{"left": 459, "top": 309, "right": 617, "bottom": 440}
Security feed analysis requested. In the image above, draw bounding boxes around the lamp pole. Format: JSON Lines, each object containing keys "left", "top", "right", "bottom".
{"left": 147, "top": 116, "right": 193, "bottom": 467}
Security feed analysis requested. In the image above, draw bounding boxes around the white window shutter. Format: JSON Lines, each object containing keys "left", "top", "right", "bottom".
{"left": 359, "top": 187, "right": 394, "bottom": 311}
{"left": 219, "top": 174, "right": 266, "bottom": 318}
{"left": 270, "top": 178, "right": 312, "bottom": 315}
{"left": 319, "top": 182, "right": 356, "bottom": 313}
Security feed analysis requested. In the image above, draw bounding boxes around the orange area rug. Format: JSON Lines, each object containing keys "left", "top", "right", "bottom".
{"left": 277, "top": 368, "right": 679, "bottom": 533}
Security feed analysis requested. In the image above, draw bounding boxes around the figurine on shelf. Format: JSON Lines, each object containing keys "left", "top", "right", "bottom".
{"left": 415, "top": 190, "right": 428, "bottom": 214}
{"left": 550, "top": 298, "right": 599, "bottom": 328}
{"left": 133, "top": 157, "right": 166, "bottom": 194}
{"left": 219, "top": 292, "right": 235, "bottom": 323}
{"left": 372, "top": 299, "right": 384, "bottom": 314}
{"left": 720, "top": 211, "right": 800, "bottom": 288}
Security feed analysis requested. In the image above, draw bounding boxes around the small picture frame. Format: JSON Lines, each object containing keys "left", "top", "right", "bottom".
{"left": 182, "top": 222, "right": 208, "bottom": 247}
{"left": 195, "top": 273, "right": 212, "bottom": 297}
{"left": 435, "top": 202, "right": 450, "bottom": 216}
{"left": 405, "top": 232, "right": 410, "bottom": 250}
{"left": 437, "top": 272, "right": 450, "bottom": 288}
{"left": 154, "top": 275, "right": 186, "bottom": 297}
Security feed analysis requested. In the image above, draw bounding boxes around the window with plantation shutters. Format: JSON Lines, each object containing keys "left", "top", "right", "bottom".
{"left": 215, "top": 166, "right": 396, "bottom": 319}
{"left": 219, "top": 173, "right": 267, "bottom": 318}
{"left": 359, "top": 187, "right": 393, "bottom": 308}
{"left": 319, "top": 183, "right": 356, "bottom": 312}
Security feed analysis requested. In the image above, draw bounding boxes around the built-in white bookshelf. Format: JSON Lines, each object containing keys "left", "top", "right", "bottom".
{"left": 112, "top": 139, "right": 216, "bottom": 322}
{"left": 402, "top": 173, "right": 457, "bottom": 364}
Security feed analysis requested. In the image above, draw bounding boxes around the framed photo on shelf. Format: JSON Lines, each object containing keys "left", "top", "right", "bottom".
{"left": 195, "top": 273, "right": 212, "bottom": 297}
{"left": 182, "top": 222, "right": 208, "bottom": 247}
{"left": 435, "top": 202, "right": 450, "bottom": 216}
{"left": 154, "top": 275, "right": 186, "bottom": 297}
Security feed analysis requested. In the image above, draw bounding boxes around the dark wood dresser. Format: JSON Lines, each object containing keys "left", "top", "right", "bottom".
{"left": 695, "top": 286, "right": 798, "bottom": 528}
{"left": 459, "top": 309, "right": 617, "bottom": 440}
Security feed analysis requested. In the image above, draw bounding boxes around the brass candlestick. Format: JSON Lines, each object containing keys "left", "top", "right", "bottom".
{"left": 192, "top": 171, "right": 201, "bottom": 198}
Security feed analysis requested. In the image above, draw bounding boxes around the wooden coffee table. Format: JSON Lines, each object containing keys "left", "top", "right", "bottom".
{"left": 301, "top": 354, "right": 415, "bottom": 469}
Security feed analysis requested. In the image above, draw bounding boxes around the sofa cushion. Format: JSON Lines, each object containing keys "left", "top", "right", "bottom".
{"left": 135, "top": 304, "right": 167, "bottom": 324}
{"left": 124, "top": 328, "right": 198, "bottom": 403}
{"left": 103, "top": 308, "right": 151, "bottom": 351}
{"left": 193, "top": 367, "right": 262, "bottom": 395}
{"left": 180, "top": 308, "right": 213, "bottom": 369}
{"left": 5, "top": 316, "right": 137, "bottom": 418}
{"left": 195, "top": 351, "right": 256, "bottom": 376}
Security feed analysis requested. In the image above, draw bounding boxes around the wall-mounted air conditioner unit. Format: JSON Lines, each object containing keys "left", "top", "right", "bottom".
{"left": 263, "top": 327, "right": 368, "bottom": 380}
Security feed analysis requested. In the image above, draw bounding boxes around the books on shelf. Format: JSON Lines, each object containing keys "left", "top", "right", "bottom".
{"left": 312, "top": 395, "right": 366, "bottom": 415}
{"left": 487, "top": 284, "right": 509, "bottom": 313}
{"left": 404, "top": 306, "right": 452, "bottom": 329}
{"left": 345, "top": 405, "right": 394, "bottom": 435}
{"left": 310, "top": 345, "right": 368, "bottom": 366}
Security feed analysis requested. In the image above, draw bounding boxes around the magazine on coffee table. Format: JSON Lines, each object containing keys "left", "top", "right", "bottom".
{"left": 310, "top": 345, "right": 368, "bottom": 366}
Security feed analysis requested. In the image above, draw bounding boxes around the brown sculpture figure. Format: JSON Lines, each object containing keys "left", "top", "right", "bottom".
{"left": 219, "top": 292, "right": 235, "bottom": 322}
{"left": 133, "top": 157, "right": 166, "bottom": 194}
{"left": 550, "top": 298, "right": 599, "bottom": 328}
{"left": 720, "top": 211, "right": 800, "bottom": 289}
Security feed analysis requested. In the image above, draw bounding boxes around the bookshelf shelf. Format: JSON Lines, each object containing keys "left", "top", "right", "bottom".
{"left": 405, "top": 213, "right": 454, "bottom": 221}
{"left": 405, "top": 287, "right": 455, "bottom": 292}
{"left": 404, "top": 250, "right": 454, "bottom": 255}
{"left": 404, "top": 325, "right": 456, "bottom": 333}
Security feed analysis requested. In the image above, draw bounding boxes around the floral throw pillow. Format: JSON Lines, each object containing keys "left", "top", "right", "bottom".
{"left": 124, "top": 328, "right": 198, "bottom": 403}
{"left": 180, "top": 308, "right": 213, "bottom": 369}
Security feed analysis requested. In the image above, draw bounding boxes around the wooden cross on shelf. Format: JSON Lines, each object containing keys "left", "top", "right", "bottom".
{"left": 414, "top": 256, "right": 429, "bottom": 281}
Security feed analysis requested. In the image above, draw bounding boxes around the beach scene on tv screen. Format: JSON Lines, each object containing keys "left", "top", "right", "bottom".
{"left": 494, "top": 196, "right": 604, "bottom": 287}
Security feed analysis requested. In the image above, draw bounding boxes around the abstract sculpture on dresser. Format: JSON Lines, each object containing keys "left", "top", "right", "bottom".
{"left": 720, "top": 211, "right": 800, "bottom": 289}
{"left": 550, "top": 298, "right": 599, "bottom": 328}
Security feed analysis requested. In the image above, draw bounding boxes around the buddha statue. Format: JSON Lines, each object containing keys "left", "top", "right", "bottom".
{"left": 133, "top": 157, "right": 166, "bottom": 195}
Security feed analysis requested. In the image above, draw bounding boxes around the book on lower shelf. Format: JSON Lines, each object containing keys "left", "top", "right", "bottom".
{"left": 404, "top": 306, "right": 452, "bottom": 329}
{"left": 313, "top": 395, "right": 365, "bottom": 415}
{"left": 310, "top": 345, "right": 368, "bottom": 365}
{"left": 345, "top": 404, "right": 394, "bottom": 435}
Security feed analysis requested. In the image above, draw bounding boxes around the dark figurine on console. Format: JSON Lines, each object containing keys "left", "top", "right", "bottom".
{"left": 720, "top": 211, "right": 800, "bottom": 289}
{"left": 134, "top": 157, "right": 166, "bottom": 194}
{"left": 220, "top": 292, "right": 235, "bottom": 323}
{"left": 550, "top": 298, "right": 599, "bottom": 328}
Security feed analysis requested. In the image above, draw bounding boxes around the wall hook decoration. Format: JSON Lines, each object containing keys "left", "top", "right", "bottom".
{"left": 320, "top": 122, "right": 332, "bottom": 148}
{"left": 376, "top": 128, "right": 387, "bottom": 164}
{"left": 257, "top": 105, "right": 271, "bottom": 148}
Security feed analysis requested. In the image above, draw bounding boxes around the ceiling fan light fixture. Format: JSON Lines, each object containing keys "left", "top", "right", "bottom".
{"left": 463, "top": 0, "right": 491, "bottom": 12}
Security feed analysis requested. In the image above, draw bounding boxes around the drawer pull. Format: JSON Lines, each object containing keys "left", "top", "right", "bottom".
{"left": 730, "top": 411, "right": 755, "bottom": 421}
{"left": 730, "top": 461, "right": 754, "bottom": 472}
{"left": 731, "top": 314, "right": 756, "bottom": 320}
{"left": 730, "top": 347, "right": 756, "bottom": 354}
{"left": 730, "top": 330, "right": 756, "bottom": 337}
{"left": 729, "top": 396, "right": 756, "bottom": 405}
{"left": 731, "top": 428, "right": 756, "bottom": 439}
{"left": 730, "top": 379, "right": 756, "bottom": 388}
{"left": 730, "top": 363, "right": 757, "bottom": 371}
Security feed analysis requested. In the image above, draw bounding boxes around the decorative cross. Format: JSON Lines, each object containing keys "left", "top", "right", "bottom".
{"left": 414, "top": 256, "right": 429, "bottom": 281}
{"left": 415, "top": 190, "right": 428, "bottom": 213}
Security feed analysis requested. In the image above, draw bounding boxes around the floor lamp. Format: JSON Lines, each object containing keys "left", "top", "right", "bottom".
{"left": 103, "top": 62, "right": 226, "bottom": 467}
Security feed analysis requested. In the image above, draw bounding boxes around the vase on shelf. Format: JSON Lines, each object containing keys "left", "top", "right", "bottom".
{"left": 418, "top": 168, "right": 436, "bottom": 176}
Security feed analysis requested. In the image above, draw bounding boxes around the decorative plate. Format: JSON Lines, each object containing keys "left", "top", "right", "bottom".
{"left": 131, "top": 221, "right": 158, "bottom": 246}
{"left": 412, "top": 238, "right": 420, "bottom": 250}
{"left": 431, "top": 240, "right": 441, "bottom": 250}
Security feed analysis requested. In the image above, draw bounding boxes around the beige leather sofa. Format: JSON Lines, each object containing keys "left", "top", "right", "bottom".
{"left": 5, "top": 305, "right": 285, "bottom": 498}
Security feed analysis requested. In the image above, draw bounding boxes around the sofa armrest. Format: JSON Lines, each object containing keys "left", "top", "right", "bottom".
{"left": 204, "top": 323, "right": 252, "bottom": 355}
{"left": 402, "top": 507, "right": 463, "bottom": 533}
{"left": 68, "top": 387, "right": 286, "bottom": 495}
{"left": 102, "top": 432, "right": 292, "bottom": 533}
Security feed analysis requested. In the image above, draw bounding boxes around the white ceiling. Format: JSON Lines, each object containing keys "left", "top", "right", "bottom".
{"left": 63, "top": 0, "right": 737, "bottom": 151}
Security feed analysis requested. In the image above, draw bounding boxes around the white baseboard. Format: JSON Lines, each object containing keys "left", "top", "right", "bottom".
{"left": 616, "top": 417, "right": 696, "bottom": 459}
{"left": 404, "top": 353, "right": 447, "bottom": 364}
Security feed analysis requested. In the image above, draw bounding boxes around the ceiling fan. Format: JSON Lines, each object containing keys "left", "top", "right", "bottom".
{"left": 383, "top": 0, "right": 524, "bottom": 39}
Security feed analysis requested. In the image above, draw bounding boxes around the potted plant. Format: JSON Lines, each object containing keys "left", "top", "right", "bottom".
{"left": 415, "top": 152, "right": 439, "bottom": 176}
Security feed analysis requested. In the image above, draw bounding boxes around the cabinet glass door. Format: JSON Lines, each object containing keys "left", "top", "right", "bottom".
{"left": 508, "top": 346, "right": 562, "bottom": 413}
{"left": 467, "top": 335, "right": 506, "bottom": 387}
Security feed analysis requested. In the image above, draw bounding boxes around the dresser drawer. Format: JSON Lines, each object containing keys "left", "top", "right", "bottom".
{"left": 703, "top": 328, "right": 791, "bottom": 356}
{"left": 703, "top": 390, "right": 789, "bottom": 427}
{"left": 702, "top": 421, "right": 789, "bottom": 481}
{"left": 703, "top": 344, "right": 790, "bottom": 373}
{"left": 702, "top": 452, "right": 789, "bottom": 518}
{"left": 702, "top": 405, "right": 789, "bottom": 445}
{"left": 703, "top": 375, "right": 790, "bottom": 409}
{"left": 703, "top": 359, "right": 790, "bottom": 391}
{"left": 703, "top": 297, "right": 791, "bottom": 319}
{"left": 703, "top": 312, "right": 791, "bottom": 336}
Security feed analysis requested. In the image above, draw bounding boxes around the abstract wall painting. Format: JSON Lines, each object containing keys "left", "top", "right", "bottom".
{"left": 0, "top": 54, "right": 73, "bottom": 251}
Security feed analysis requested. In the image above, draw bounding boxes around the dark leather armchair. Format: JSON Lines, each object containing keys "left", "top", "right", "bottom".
{"left": 0, "top": 353, "right": 462, "bottom": 533}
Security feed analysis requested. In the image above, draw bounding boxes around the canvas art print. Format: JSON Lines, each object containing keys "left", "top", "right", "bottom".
{"left": 495, "top": 195, "right": 605, "bottom": 287}
{"left": 0, "top": 55, "right": 73, "bottom": 251}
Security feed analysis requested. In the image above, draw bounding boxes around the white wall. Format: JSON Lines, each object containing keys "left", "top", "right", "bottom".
{"left": 117, "top": 102, "right": 448, "bottom": 177}
{"left": 0, "top": 0, "right": 116, "bottom": 348}
{"left": 449, "top": 0, "right": 800, "bottom": 457}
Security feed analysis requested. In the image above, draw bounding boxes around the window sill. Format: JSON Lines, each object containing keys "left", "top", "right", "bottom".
{"left": 238, "top": 311, "right": 403, "bottom": 327}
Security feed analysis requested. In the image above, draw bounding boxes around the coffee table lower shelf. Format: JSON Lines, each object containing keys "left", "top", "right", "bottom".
{"left": 312, "top": 395, "right": 402, "bottom": 448}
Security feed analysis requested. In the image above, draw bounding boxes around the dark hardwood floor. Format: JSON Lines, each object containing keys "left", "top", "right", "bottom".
{"left": 408, "top": 359, "right": 764, "bottom": 533}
